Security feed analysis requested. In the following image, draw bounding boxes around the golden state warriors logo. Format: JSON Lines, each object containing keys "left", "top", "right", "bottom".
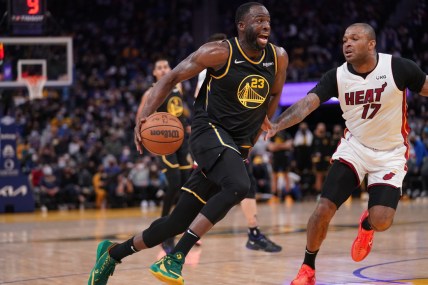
{"left": 167, "top": 97, "right": 183, "bottom": 117}
{"left": 237, "top": 75, "right": 269, "bottom": 109}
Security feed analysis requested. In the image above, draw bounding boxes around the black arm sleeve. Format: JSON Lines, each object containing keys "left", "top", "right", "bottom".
{"left": 307, "top": 68, "right": 338, "bottom": 103}
{"left": 392, "top": 57, "right": 426, "bottom": 92}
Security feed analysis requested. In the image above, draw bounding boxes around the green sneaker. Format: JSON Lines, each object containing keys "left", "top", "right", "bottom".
{"left": 88, "top": 240, "right": 120, "bottom": 285}
{"left": 149, "top": 252, "right": 185, "bottom": 285}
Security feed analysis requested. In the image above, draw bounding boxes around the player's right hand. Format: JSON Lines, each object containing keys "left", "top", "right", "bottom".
{"left": 261, "top": 118, "right": 278, "bottom": 141}
{"left": 134, "top": 117, "right": 147, "bottom": 154}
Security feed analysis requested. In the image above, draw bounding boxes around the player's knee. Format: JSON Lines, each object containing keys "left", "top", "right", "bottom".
{"left": 229, "top": 176, "right": 251, "bottom": 202}
{"left": 166, "top": 207, "right": 195, "bottom": 234}
{"left": 217, "top": 172, "right": 250, "bottom": 204}
{"left": 370, "top": 215, "right": 393, "bottom": 231}
{"left": 369, "top": 205, "right": 395, "bottom": 231}
{"left": 158, "top": 215, "right": 189, "bottom": 236}
{"left": 313, "top": 198, "right": 337, "bottom": 221}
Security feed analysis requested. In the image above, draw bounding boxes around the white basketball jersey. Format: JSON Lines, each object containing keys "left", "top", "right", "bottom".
{"left": 337, "top": 53, "right": 409, "bottom": 152}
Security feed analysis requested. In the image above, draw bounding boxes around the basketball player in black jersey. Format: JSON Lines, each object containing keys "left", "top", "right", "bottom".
{"left": 136, "top": 58, "right": 193, "bottom": 254}
{"left": 195, "top": 32, "right": 282, "bottom": 253}
{"left": 88, "top": 3, "right": 288, "bottom": 285}
{"left": 264, "top": 23, "right": 428, "bottom": 284}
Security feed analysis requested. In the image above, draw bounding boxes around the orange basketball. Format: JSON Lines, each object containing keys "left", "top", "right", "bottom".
{"left": 140, "top": 112, "right": 184, "bottom": 155}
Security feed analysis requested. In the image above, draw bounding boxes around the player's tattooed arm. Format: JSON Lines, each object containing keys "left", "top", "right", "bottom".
{"left": 265, "top": 93, "right": 320, "bottom": 139}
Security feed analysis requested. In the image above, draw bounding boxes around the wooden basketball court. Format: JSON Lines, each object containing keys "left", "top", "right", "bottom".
{"left": 1, "top": 198, "right": 427, "bottom": 285}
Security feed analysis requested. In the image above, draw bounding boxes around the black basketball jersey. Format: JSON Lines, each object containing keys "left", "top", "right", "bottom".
{"left": 157, "top": 85, "right": 187, "bottom": 126}
{"left": 193, "top": 37, "right": 277, "bottom": 148}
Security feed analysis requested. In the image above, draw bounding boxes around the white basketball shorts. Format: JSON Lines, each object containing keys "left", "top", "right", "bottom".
{"left": 332, "top": 131, "right": 408, "bottom": 189}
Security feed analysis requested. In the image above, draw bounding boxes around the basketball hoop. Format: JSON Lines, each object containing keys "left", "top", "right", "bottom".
{"left": 21, "top": 75, "right": 47, "bottom": 101}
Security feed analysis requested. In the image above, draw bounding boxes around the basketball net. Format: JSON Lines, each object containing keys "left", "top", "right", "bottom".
{"left": 21, "top": 75, "right": 47, "bottom": 101}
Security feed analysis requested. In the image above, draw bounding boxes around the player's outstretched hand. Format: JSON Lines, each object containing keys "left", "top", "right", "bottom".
{"left": 261, "top": 116, "right": 278, "bottom": 140}
{"left": 134, "top": 117, "right": 147, "bottom": 154}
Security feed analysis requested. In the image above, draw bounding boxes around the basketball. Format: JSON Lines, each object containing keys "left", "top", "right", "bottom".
{"left": 140, "top": 112, "right": 184, "bottom": 155}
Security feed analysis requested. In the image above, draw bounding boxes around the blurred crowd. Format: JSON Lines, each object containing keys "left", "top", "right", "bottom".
{"left": 0, "top": 0, "right": 427, "bottom": 210}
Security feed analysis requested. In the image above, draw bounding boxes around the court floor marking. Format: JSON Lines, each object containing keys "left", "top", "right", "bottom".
{"left": 353, "top": 258, "right": 428, "bottom": 284}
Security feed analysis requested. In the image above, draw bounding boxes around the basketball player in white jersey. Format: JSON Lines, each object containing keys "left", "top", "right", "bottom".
{"left": 264, "top": 23, "right": 428, "bottom": 284}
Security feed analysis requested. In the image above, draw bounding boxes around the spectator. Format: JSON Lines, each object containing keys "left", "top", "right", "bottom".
{"left": 59, "top": 165, "right": 84, "bottom": 208}
{"left": 285, "top": 169, "right": 303, "bottom": 201}
{"left": 113, "top": 172, "right": 134, "bottom": 208}
{"left": 251, "top": 155, "right": 271, "bottom": 195}
{"left": 92, "top": 165, "right": 107, "bottom": 209}
{"left": 293, "top": 122, "right": 313, "bottom": 173}
{"left": 128, "top": 157, "right": 150, "bottom": 206}
{"left": 77, "top": 164, "right": 95, "bottom": 207}
{"left": 404, "top": 132, "right": 428, "bottom": 198}
{"left": 311, "top": 122, "right": 332, "bottom": 195}
{"left": 267, "top": 130, "right": 293, "bottom": 198}
{"left": 39, "top": 165, "right": 61, "bottom": 210}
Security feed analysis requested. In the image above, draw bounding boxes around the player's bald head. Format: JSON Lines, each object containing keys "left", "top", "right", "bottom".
{"left": 347, "top": 23, "right": 376, "bottom": 41}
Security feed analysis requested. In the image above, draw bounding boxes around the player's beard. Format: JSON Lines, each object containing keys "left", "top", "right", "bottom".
{"left": 245, "top": 28, "right": 264, "bottom": 51}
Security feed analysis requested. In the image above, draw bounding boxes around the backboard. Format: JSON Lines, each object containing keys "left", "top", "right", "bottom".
{"left": 0, "top": 37, "right": 73, "bottom": 88}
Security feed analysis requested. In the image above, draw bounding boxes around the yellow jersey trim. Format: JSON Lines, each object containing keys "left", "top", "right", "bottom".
{"left": 206, "top": 76, "right": 213, "bottom": 109}
{"left": 163, "top": 165, "right": 192, "bottom": 173}
{"left": 179, "top": 165, "right": 193, "bottom": 170}
{"left": 211, "top": 40, "right": 232, "bottom": 80}
{"left": 240, "top": 145, "right": 252, "bottom": 149}
{"left": 235, "top": 37, "right": 265, "bottom": 64}
{"left": 269, "top": 43, "right": 277, "bottom": 75}
{"left": 161, "top": 156, "right": 179, "bottom": 168}
{"left": 209, "top": 123, "right": 240, "bottom": 154}
{"left": 181, "top": 187, "right": 207, "bottom": 204}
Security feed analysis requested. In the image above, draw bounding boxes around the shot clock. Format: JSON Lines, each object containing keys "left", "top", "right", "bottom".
{"left": 8, "top": 0, "right": 47, "bottom": 35}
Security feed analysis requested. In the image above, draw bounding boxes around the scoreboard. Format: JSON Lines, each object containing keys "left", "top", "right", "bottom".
{"left": 8, "top": 0, "right": 46, "bottom": 35}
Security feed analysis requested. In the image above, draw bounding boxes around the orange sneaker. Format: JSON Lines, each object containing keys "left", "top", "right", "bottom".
{"left": 351, "top": 210, "right": 374, "bottom": 262}
{"left": 291, "top": 264, "right": 315, "bottom": 285}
